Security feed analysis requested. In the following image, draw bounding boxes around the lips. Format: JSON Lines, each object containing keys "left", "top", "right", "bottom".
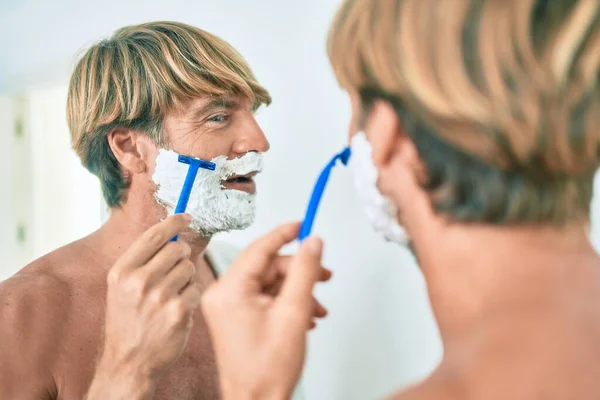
{"left": 221, "top": 172, "right": 258, "bottom": 194}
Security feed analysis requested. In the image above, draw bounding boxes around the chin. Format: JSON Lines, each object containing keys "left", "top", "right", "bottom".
{"left": 188, "top": 215, "right": 256, "bottom": 238}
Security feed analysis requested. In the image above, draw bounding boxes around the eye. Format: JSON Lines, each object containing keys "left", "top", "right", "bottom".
{"left": 208, "top": 114, "right": 229, "bottom": 123}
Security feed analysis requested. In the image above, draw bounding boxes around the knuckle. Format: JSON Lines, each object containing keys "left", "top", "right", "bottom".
{"left": 178, "top": 242, "right": 191, "bottom": 258}
{"left": 274, "top": 229, "right": 287, "bottom": 243}
{"left": 149, "top": 288, "right": 169, "bottom": 306}
{"left": 144, "top": 229, "right": 164, "bottom": 248}
{"left": 166, "top": 242, "right": 189, "bottom": 260}
{"left": 126, "top": 274, "right": 149, "bottom": 295}
{"left": 168, "top": 299, "right": 189, "bottom": 322}
{"left": 190, "top": 286, "right": 202, "bottom": 303}
{"left": 106, "top": 268, "right": 122, "bottom": 286}
{"left": 184, "top": 260, "right": 196, "bottom": 277}
{"left": 187, "top": 287, "right": 202, "bottom": 309}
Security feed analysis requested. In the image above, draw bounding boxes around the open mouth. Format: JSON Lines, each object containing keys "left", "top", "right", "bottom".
{"left": 221, "top": 172, "right": 258, "bottom": 193}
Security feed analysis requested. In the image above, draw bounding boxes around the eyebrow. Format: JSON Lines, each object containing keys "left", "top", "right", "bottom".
{"left": 189, "top": 97, "right": 240, "bottom": 120}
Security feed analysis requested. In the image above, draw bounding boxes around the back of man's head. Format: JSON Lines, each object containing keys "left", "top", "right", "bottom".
{"left": 67, "top": 21, "right": 271, "bottom": 208}
{"left": 328, "top": 0, "right": 600, "bottom": 226}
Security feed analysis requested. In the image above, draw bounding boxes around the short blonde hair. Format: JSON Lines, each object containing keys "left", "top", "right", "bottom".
{"left": 67, "top": 21, "right": 271, "bottom": 207}
{"left": 328, "top": 0, "right": 600, "bottom": 224}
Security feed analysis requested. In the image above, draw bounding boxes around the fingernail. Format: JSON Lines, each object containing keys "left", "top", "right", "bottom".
{"left": 182, "top": 213, "right": 192, "bottom": 223}
{"left": 304, "top": 237, "right": 322, "bottom": 254}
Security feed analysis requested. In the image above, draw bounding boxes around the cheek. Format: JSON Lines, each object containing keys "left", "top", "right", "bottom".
{"left": 136, "top": 136, "right": 159, "bottom": 175}
{"left": 201, "top": 137, "right": 235, "bottom": 160}
{"left": 173, "top": 133, "right": 233, "bottom": 160}
{"left": 376, "top": 158, "right": 404, "bottom": 200}
{"left": 376, "top": 166, "right": 393, "bottom": 196}
{"left": 376, "top": 157, "right": 414, "bottom": 213}
{"left": 145, "top": 150, "right": 158, "bottom": 176}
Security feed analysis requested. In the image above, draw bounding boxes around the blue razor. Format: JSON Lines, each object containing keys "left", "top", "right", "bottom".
{"left": 298, "top": 147, "right": 352, "bottom": 241}
{"left": 170, "top": 155, "right": 216, "bottom": 242}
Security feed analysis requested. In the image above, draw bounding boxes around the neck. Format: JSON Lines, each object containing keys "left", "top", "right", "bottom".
{"left": 91, "top": 197, "right": 211, "bottom": 268}
{"left": 410, "top": 215, "right": 598, "bottom": 344}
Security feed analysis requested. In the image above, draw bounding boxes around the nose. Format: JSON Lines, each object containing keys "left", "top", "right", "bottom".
{"left": 231, "top": 112, "right": 270, "bottom": 156}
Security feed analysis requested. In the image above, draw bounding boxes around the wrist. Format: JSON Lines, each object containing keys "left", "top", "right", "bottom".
{"left": 87, "top": 357, "right": 155, "bottom": 400}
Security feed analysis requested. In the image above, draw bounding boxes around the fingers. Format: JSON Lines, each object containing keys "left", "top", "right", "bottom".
{"left": 157, "top": 259, "right": 196, "bottom": 296}
{"left": 228, "top": 222, "right": 301, "bottom": 281}
{"left": 278, "top": 237, "right": 324, "bottom": 311}
{"left": 180, "top": 282, "right": 202, "bottom": 310}
{"left": 309, "top": 299, "right": 328, "bottom": 330}
{"left": 313, "top": 298, "right": 328, "bottom": 318}
{"left": 115, "top": 214, "right": 192, "bottom": 273}
{"left": 143, "top": 241, "right": 192, "bottom": 284}
{"left": 263, "top": 262, "right": 331, "bottom": 297}
{"left": 169, "top": 283, "right": 202, "bottom": 329}
{"left": 276, "top": 257, "right": 332, "bottom": 281}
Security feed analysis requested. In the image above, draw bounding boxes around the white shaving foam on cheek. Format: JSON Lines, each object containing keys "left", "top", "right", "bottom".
{"left": 349, "top": 132, "right": 409, "bottom": 245}
{"left": 152, "top": 150, "right": 263, "bottom": 237}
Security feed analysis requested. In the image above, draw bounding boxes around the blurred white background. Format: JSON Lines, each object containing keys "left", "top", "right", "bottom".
{"left": 2, "top": 1, "right": 600, "bottom": 399}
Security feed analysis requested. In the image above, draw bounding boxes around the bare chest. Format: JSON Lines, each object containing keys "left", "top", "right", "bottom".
{"left": 49, "top": 247, "right": 220, "bottom": 400}
{"left": 56, "top": 305, "right": 219, "bottom": 400}
{"left": 153, "top": 311, "right": 220, "bottom": 400}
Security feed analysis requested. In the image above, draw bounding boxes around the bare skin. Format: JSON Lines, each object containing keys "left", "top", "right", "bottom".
{"left": 0, "top": 212, "right": 219, "bottom": 400}
{"left": 394, "top": 226, "right": 600, "bottom": 400}
{"left": 201, "top": 220, "right": 600, "bottom": 400}
{"left": 363, "top": 99, "right": 600, "bottom": 399}
{"left": 199, "top": 97, "right": 600, "bottom": 400}
{"left": 0, "top": 95, "right": 270, "bottom": 400}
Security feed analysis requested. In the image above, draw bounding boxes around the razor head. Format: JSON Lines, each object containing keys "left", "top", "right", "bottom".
{"left": 177, "top": 155, "right": 216, "bottom": 171}
{"left": 338, "top": 147, "right": 351, "bottom": 165}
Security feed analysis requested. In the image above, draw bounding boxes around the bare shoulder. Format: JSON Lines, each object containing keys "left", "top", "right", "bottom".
{"left": 0, "top": 257, "right": 74, "bottom": 327}
{"left": 386, "top": 368, "right": 466, "bottom": 400}
{"left": 0, "top": 245, "right": 84, "bottom": 399}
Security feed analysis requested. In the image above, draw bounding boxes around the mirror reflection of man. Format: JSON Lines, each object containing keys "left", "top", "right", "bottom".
{"left": 0, "top": 21, "right": 313, "bottom": 400}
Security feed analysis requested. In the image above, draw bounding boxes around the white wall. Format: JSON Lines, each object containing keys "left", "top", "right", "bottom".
{"left": 0, "top": 88, "right": 104, "bottom": 277}
{"left": 26, "top": 86, "right": 104, "bottom": 259}
{"left": 0, "top": 95, "right": 17, "bottom": 280}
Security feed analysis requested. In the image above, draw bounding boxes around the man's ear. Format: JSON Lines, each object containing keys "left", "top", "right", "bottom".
{"left": 365, "top": 100, "right": 420, "bottom": 170}
{"left": 107, "top": 129, "right": 153, "bottom": 175}
{"left": 364, "top": 100, "right": 400, "bottom": 168}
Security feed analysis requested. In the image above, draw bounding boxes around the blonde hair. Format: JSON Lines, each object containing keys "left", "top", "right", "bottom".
{"left": 67, "top": 21, "right": 271, "bottom": 207}
{"left": 328, "top": 0, "right": 600, "bottom": 224}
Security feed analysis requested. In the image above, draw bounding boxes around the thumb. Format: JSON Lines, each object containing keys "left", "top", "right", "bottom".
{"left": 278, "top": 237, "right": 323, "bottom": 311}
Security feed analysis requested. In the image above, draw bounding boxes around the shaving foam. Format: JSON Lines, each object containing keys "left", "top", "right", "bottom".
{"left": 349, "top": 132, "right": 409, "bottom": 245}
{"left": 152, "top": 150, "right": 263, "bottom": 237}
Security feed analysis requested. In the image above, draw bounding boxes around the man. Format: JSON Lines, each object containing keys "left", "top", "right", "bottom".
{"left": 0, "top": 21, "right": 320, "bottom": 400}
{"left": 197, "top": 0, "right": 600, "bottom": 399}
